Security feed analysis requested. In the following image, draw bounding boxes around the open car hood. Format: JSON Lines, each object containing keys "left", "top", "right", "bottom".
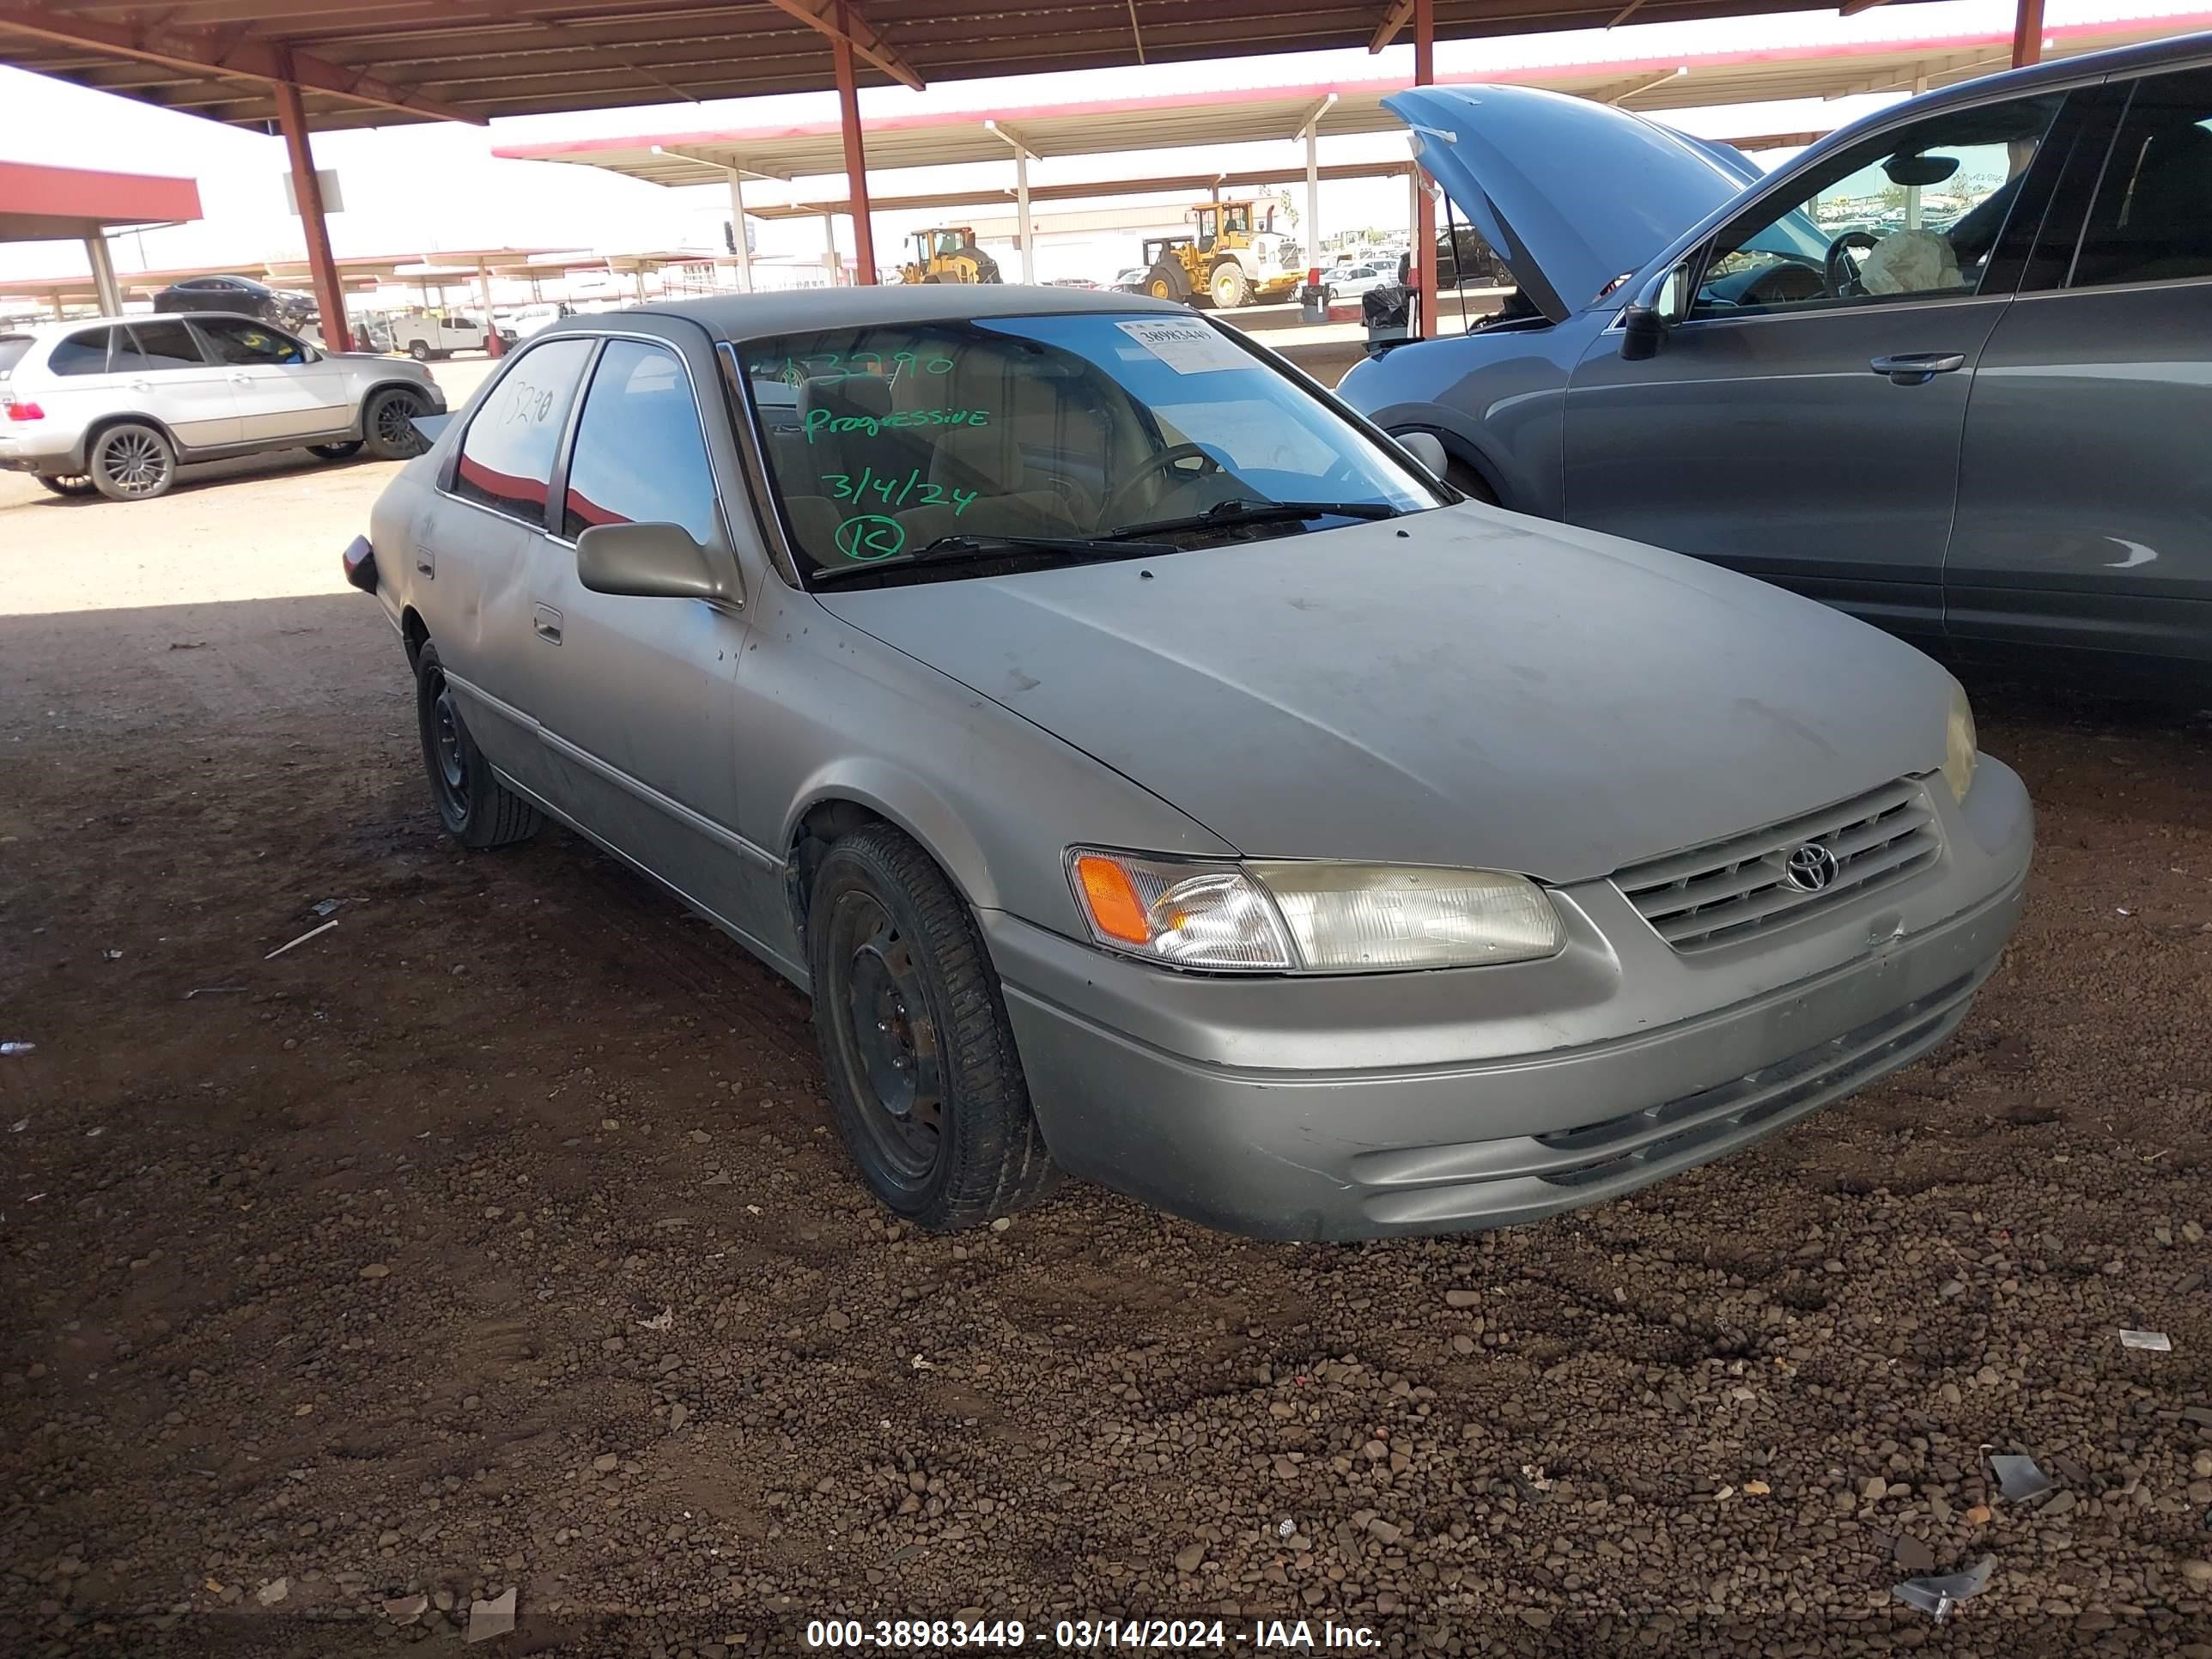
{"left": 1383, "top": 84, "right": 1761, "bottom": 321}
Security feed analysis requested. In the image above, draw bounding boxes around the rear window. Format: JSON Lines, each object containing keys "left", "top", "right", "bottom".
{"left": 46, "top": 329, "right": 115, "bottom": 376}
{"left": 453, "top": 337, "right": 595, "bottom": 523}
{"left": 0, "top": 336, "right": 33, "bottom": 378}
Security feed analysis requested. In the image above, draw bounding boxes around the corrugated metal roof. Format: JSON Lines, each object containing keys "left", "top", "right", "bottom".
{"left": 489, "top": 12, "right": 2209, "bottom": 185}
{"left": 2, "top": 0, "right": 1972, "bottom": 133}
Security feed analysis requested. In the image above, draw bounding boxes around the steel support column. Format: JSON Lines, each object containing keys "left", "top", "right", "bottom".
{"left": 1413, "top": 0, "right": 1438, "bottom": 339}
{"left": 1014, "top": 149, "right": 1035, "bottom": 283}
{"left": 726, "top": 169, "right": 755, "bottom": 292}
{"left": 273, "top": 77, "right": 352, "bottom": 351}
{"left": 1304, "top": 128, "right": 1322, "bottom": 275}
{"left": 2011, "top": 0, "right": 2045, "bottom": 66}
{"left": 82, "top": 232, "right": 121, "bottom": 315}
{"left": 477, "top": 260, "right": 504, "bottom": 357}
{"left": 832, "top": 31, "right": 878, "bottom": 283}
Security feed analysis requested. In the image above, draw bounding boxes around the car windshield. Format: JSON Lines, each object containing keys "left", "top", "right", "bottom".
{"left": 740, "top": 312, "right": 1439, "bottom": 582}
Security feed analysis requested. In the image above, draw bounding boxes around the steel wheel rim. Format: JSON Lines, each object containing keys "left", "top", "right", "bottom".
{"left": 374, "top": 396, "right": 420, "bottom": 447}
{"left": 430, "top": 679, "right": 469, "bottom": 803}
{"left": 100, "top": 431, "right": 167, "bottom": 495}
{"left": 833, "top": 894, "right": 943, "bottom": 1182}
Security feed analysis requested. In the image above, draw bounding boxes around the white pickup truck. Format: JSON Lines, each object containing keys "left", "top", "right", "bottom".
{"left": 389, "top": 310, "right": 514, "bottom": 361}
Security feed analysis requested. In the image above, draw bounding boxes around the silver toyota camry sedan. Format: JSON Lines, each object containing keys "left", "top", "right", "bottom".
{"left": 348, "top": 288, "right": 2032, "bottom": 1240}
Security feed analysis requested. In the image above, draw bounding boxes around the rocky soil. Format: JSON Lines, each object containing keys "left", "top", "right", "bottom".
{"left": 3, "top": 458, "right": 2210, "bottom": 1656}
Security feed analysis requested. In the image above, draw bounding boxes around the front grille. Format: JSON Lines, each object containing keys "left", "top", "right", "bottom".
{"left": 1614, "top": 777, "right": 1942, "bottom": 952}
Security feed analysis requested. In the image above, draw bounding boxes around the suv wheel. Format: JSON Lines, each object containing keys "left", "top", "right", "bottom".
{"left": 34, "top": 473, "right": 97, "bottom": 498}
{"left": 88, "top": 422, "right": 176, "bottom": 501}
{"left": 362, "top": 387, "right": 430, "bottom": 461}
{"left": 307, "top": 441, "right": 363, "bottom": 461}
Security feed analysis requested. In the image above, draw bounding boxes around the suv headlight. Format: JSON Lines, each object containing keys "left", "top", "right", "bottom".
{"left": 1067, "top": 848, "right": 1563, "bottom": 973}
{"left": 1942, "top": 678, "right": 1978, "bottom": 805}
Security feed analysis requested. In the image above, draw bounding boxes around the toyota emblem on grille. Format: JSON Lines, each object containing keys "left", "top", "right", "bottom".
{"left": 1784, "top": 842, "right": 1841, "bottom": 893}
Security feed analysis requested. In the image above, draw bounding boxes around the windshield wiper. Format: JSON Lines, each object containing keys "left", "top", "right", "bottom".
{"left": 1105, "top": 497, "right": 1404, "bottom": 539}
{"left": 807, "top": 532, "right": 1170, "bottom": 586}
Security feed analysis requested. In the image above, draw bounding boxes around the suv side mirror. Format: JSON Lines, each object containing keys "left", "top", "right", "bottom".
{"left": 576, "top": 521, "right": 738, "bottom": 605}
{"left": 1619, "top": 256, "right": 1694, "bottom": 362}
{"left": 1396, "top": 430, "right": 1449, "bottom": 481}
{"left": 1620, "top": 305, "right": 1667, "bottom": 362}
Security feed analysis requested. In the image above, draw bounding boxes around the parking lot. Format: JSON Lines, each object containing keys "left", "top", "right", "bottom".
{"left": 3, "top": 346, "right": 2211, "bottom": 1659}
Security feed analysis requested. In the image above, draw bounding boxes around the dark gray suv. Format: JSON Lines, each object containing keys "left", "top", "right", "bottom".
{"left": 1340, "top": 33, "right": 2212, "bottom": 691}
{"left": 154, "top": 274, "right": 317, "bottom": 334}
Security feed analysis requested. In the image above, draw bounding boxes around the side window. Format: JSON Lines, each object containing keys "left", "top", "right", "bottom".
{"left": 46, "top": 329, "right": 116, "bottom": 375}
{"left": 453, "top": 337, "right": 595, "bottom": 523}
{"left": 2072, "top": 66, "right": 2212, "bottom": 289}
{"left": 195, "top": 319, "right": 307, "bottom": 366}
{"left": 562, "top": 339, "right": 720, "bottom": 544}
{"left": 113, "top": 321, "right": 204, "bottom": 372}
{"left": 1692, "top": 92, "right": 2064, "bottom": 318}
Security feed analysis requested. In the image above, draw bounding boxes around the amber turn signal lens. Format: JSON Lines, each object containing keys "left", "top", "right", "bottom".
{"left": 1073, "top": 853, "right": 1151, "bottom": 945}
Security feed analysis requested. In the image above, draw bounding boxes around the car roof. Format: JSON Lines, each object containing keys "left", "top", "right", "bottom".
{"left": 13, "top": 310, "right": 288, "bottom": 338}
{"left": 1788, "top": 27, "right": 2212, "bottom": 173}
{"left": 537, "top": 283, "right": 1197, "bottom": 346}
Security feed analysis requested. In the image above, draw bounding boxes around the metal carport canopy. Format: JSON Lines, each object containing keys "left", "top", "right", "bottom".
{"left": 490, "top": 10, "right": 2212, "bottom": 188}
{"left": 0, "top": 0, "right": 1971, "bottom": 132}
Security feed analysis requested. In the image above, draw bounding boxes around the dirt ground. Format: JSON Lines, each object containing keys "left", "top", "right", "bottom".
{"left": 3, "top": 361, "right": 2210, "bottom": 1659}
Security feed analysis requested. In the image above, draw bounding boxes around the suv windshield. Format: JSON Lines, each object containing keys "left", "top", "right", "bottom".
{"left": 741, "top": 312, "right": 1438, "bottom": 582}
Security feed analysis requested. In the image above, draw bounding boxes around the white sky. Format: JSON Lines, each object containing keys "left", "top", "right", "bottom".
{"left": 2, "top": 0, "right": 2203, "bottom": 288}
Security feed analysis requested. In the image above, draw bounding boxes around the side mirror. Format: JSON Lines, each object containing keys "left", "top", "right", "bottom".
{"left": 1619, "top": 304, "right": 1667, "bottom": 362}
{"left": 575, "top": 521, "right": 737, "bottom": 605}
{"left": 1396, "top": 430, "right": 1449, "bottom": 481}
{"left": 1620, "top": 255, "right": 1697, "bottom": 362}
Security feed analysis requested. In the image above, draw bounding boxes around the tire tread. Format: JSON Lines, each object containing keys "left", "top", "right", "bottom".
{"left": 811, "top": 825, "right": 1059, "bottom": 1230}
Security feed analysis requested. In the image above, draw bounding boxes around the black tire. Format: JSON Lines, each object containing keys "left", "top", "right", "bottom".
{"left": 414, "top": 640, "right": 541, "bottom": 850}
{"left": 807, "top": 824, "right": 1059, "bottom": 1230}
{"left": 409, "top": 341, "right": 432, "bottom": 362}
{"left": 34, "top": 473, "right": 96, "bottom": 498}
{"left": 307, "top": 440, "right": 363, "bottom": 460}
{"left": 87, "top": 422, "right": 176, "bottom": 501}
{"left": 1443, "top": 455, "right": 1498, "bottom": 505}
{"left": 362, "top": 387, "right": 429, "bottom": 461}
{"left": 921, "top": 274, "right": 942, "bottom": 284}
{"left": 1209, "top": 261, "right": 1251, "bottom": 309}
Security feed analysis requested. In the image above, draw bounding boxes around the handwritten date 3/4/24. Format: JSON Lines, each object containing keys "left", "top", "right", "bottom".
{"left": 823, "top": 467, "right": 977, "bottom": 517}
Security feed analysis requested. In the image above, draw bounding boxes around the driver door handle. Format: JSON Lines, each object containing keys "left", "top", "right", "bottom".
{"left": 532, "top": 605, "right": 562, "bottom": 645}
{"left": 1869, "top": 352, "right": 1966, "bottom": 386}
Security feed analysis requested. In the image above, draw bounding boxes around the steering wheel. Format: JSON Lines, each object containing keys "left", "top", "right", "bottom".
{"left": 1825, "top": 230, "right": 1881, "bottom": 298}
{"left": 1102, "top": 443, "right": 1225, "bottom": 526}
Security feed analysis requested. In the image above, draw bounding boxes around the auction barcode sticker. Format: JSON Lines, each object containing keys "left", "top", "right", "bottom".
{"left": 1114, "top": 319, "right": 1249, "bottom": 374}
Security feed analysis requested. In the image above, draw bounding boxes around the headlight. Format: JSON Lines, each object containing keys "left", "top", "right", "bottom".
{"left": 1066, "top": 848, "right": 1563, "bottom": 973}
{"left": 1942, "top": 678, "right": 1978, "bottom": 805}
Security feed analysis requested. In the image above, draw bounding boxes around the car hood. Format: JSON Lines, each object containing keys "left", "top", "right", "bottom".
{"left": 1383, "top": 84, "right": 1759, "bottom": 321}
{"left": 814, "top": 509, "right": 1953, "bottom": 885}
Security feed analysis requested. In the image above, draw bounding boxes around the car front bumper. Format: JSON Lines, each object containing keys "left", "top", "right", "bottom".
{"left": 986, "top": 760, "right": 2033, "bottom": 1240}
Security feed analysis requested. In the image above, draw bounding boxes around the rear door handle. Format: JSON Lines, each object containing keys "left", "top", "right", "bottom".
{"left": 1869, "top": 353, "right": 1966, "bottom": 386}
{"left": 532, "top": 605, "right": 562, "bottom": 645}
{"left": 228, "top": 372, "right": 256, "bottom": 386}
{"left": 129, "top": 379, "right": 154, "bottom": 392}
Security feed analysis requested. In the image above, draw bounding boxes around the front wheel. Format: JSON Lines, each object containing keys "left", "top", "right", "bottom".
{"left": 307, "top": 440, "right": 363, "bottom": 460}
{"left": 808, "top": 825, "right": 1058, "bottom": 1230}
{"left": 362, "top": 387, "right": 429, "bottom": 460}
{"left": 414, "top": 640, "right": 541, "bottom": 850}
{"left": 88, "top": 422, "right": 176, "bottom": 501}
